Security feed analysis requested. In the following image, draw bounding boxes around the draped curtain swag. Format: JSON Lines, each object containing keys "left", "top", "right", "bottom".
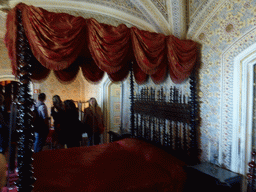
{"left": 5, "top": 3, "right": 198, "bottom": 84}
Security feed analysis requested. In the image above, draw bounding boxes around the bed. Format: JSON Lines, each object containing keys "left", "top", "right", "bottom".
{"left": 3, "top": 3, "right": 199, "bottom": 192}
{"left": 32, "top": 138, "right": 187, "bottom": 192}
{"left": 31, "top": 68, "right": 199, "bottom": 192}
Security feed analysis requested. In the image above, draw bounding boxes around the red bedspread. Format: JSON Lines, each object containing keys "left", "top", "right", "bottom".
{"left": 32, "top": 138, "right": 187, "bottom": 192}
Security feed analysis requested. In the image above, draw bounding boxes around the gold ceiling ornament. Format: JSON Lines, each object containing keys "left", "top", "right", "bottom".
{"left": 225, "top": 24, "right": 234, "bottom": 33}
{"left": 199, "top": 33, "right": 205, "bottom": 40}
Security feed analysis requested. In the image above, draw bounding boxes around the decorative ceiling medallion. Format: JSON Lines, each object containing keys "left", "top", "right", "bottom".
{"left": 225, "top": 24, "right": 234, "bottom": 33}
{"left": 199, "top": 32, "right": 205, "bottom": 40}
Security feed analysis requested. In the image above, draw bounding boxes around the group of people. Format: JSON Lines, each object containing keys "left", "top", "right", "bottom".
{"left": 0, "top": 92, "right": 105, "bottom": 164}
{"left": 0, "top": 92, "right": 104, "bottom": 189}
{"left": 33, "top": 93, "right": 105, "bottom": 152}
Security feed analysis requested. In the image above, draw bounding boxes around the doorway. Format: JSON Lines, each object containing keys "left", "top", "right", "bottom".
{"left": 231, "top": 45, "right": 256, "bottom": 177}
{"left": 102, "top": 78, "right": 123, "bottom": 143}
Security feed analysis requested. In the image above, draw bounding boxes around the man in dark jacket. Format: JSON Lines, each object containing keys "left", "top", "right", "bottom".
{"left": 33, "top": 93, "right": 49, "bottom": 153}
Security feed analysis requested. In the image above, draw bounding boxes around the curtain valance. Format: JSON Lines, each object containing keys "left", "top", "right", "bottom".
{"left": 5, "top": 3, "right": 198, "bottom": 84}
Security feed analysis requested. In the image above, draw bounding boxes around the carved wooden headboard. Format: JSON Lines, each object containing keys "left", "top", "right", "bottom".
{"left": 129, "top": 66, "right": 199, "bottom": 165}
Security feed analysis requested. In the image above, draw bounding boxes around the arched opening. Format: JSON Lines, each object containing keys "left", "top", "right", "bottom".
{"left": 231, "top": 43, "right": 256, "bottom": 176}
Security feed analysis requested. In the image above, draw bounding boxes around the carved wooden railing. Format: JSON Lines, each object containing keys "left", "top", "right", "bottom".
{"left": 129, "top": 66, "right": 199, "bottom": 165}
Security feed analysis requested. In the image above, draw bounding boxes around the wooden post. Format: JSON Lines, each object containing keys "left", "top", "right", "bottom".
{"left": 15, "top": 9, "right": 35, "bottom": 192}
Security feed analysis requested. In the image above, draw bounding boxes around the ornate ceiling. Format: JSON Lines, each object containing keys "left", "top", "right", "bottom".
{"left": 0, "top": 0, "right": 217, "bottom": 41}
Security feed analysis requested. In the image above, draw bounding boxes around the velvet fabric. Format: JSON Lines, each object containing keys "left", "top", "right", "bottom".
{"left": 5, "top": 3, "right": 198, "bottom": 84}
{"left": 32, "top": 138, "right": 187, "bottom": 192}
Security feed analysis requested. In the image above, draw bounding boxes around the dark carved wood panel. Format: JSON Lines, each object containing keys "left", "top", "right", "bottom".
{"left": 129, "top": 66, "right": 199, "bottom": 165}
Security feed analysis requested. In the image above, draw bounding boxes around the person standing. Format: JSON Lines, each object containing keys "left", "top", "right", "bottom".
{"left": 33, "top": 93, "right": 49, "bottom": 153}
{"left": 62, "top": 100, "right": 82, "bottom": 148}
{"left": 83, "top": 98, "right": 104, "bottom": 146}
{"left": 50, "top": 95, "right": 65, "bottom": 149}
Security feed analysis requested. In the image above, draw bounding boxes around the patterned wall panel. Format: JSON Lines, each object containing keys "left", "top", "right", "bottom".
{"left": 0, "top": 40, "right": 12, "bottom": 77}
{"left": 0, "top": 12, "right": 7, "bottom": 39}
{"left": 109, "top": 83, "right": 122, "bottom": 133}
{"left": 191, "top": 0, "right": 256, "bottom": 169}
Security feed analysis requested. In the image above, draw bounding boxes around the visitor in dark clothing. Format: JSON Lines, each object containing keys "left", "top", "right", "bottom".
{"left": 51, "top": 95, "right": 65, "bottom": 149}
{"left": 62, "top": 100, "right": 82, "bottom": 148}
{"left": 33, "top": 93, "right": 49, "bottom": 153}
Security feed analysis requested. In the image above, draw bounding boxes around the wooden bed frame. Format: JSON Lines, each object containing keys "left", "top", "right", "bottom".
{"left": 109, "top": 65, "right": 199, "bottom": 165}
{"left": 12, "top": 8, "right": 200, "bottom": 191}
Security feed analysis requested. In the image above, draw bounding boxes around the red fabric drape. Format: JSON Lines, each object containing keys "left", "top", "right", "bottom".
{"left": 4, "top": 3, "right": 198, "bottom": 84}
{"left": 167, "top": 35, "right": 198, "bottom": 84}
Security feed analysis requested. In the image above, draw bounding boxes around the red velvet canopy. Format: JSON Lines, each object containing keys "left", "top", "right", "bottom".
{"left": 4, "top": 3, "right": 198, "bottom": 84}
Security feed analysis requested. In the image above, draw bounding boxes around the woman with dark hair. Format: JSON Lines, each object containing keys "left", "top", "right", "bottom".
{"left": 83, "top": 98, "right": 104, "bottom": 146}
{"left": 51, "top": 95, "right": 65, "bottom": 149}
{"left": 63, "top": 100, "right": 83, "bottom": 148}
